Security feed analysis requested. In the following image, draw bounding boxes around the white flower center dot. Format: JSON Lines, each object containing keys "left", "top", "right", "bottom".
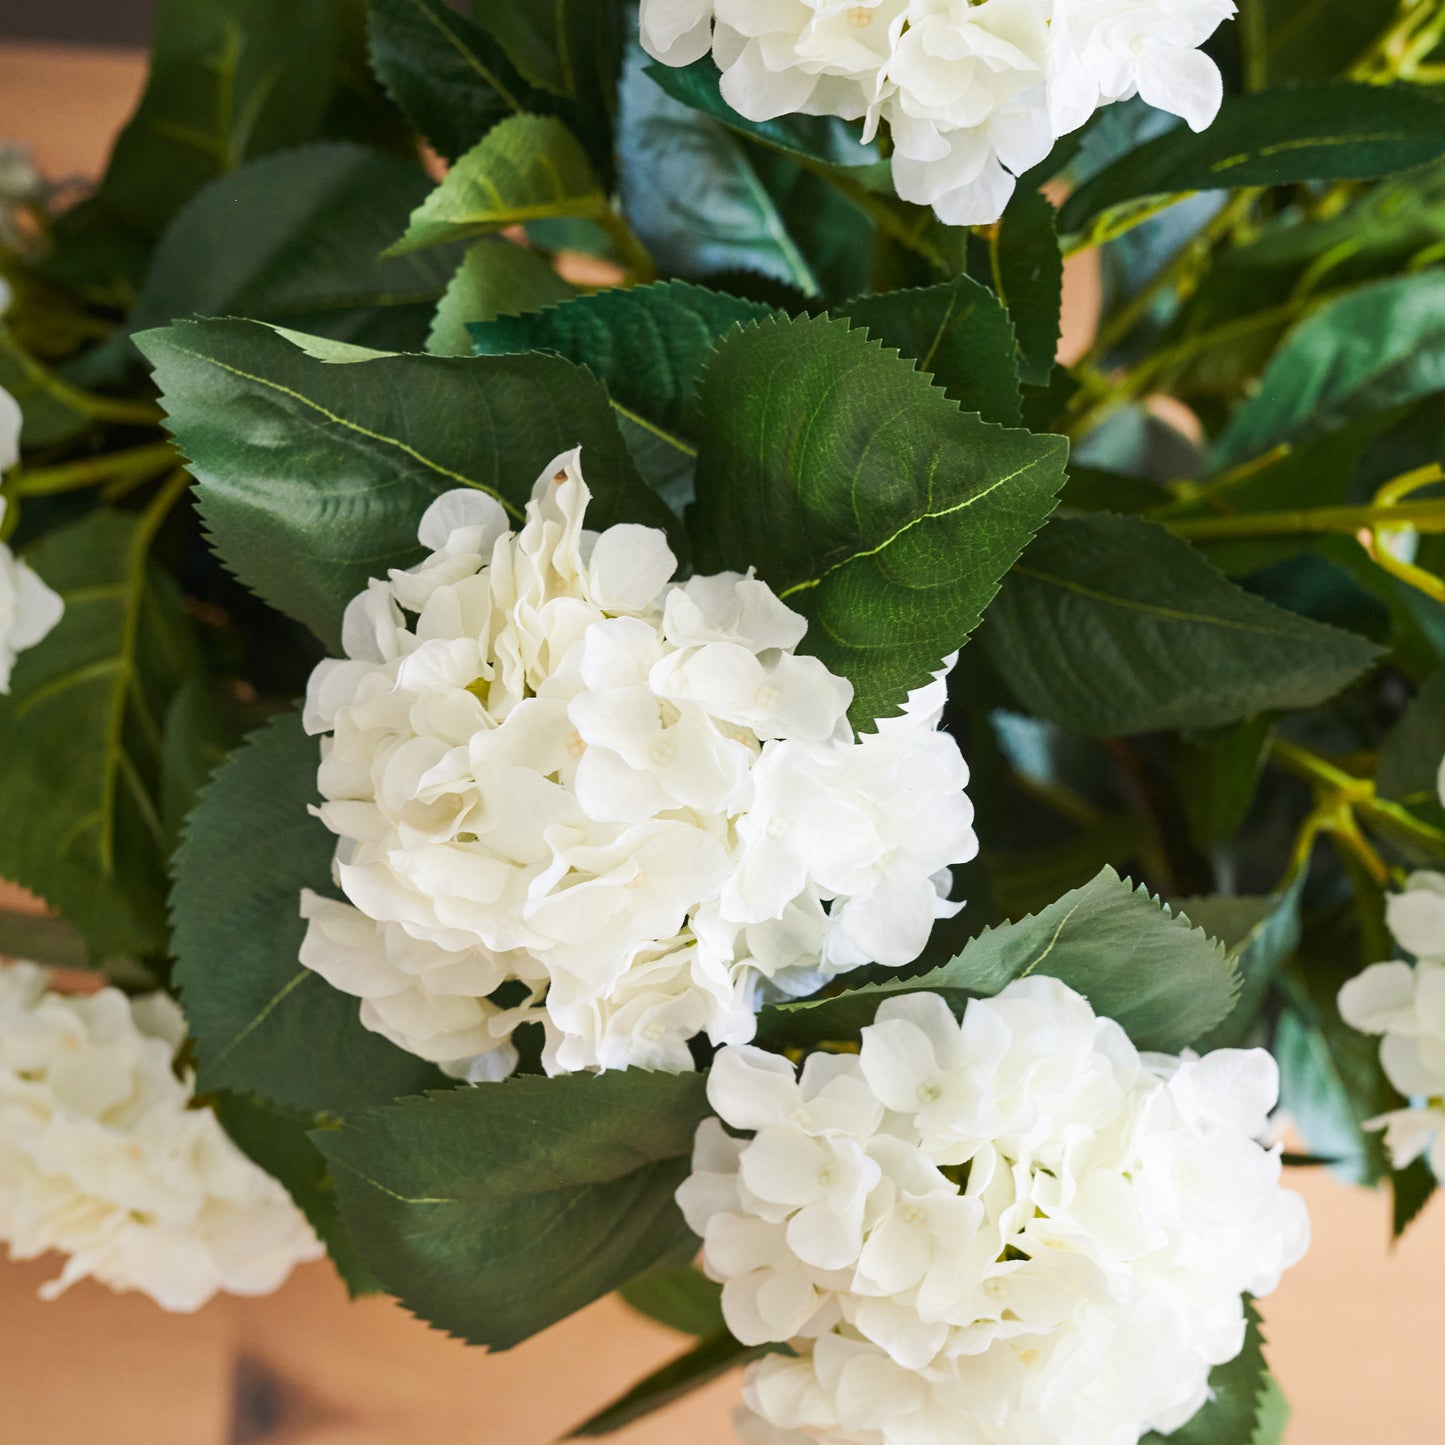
{"left": 649, "top": 738, "right": 676, "bottom": 767}
{"left": 917, "top": 1079, "right": 942, "bottom": 1105}
{"left": 754, "top": 683, "right": 782, "bottom": 710}
{"left": 847, "top": 6, "right": 872, "bottom": 25}
{"left": 900, "top": 1204, "right": 927, "bottom": 1228}
{"left": 566, "top": 731, "right": 586, "bottom": 758}
{"left": 817, "top": 1162, "right": 839, "bottom": 1188}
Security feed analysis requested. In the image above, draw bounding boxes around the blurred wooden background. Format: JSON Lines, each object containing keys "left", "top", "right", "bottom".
{"left": 0, "top": 35, "right": 1441, "bottom": 1445}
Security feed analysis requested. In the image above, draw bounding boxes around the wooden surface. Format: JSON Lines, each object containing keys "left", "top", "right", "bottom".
{"left": 0, "top": 36, "right": 1440, "bottom": 1445}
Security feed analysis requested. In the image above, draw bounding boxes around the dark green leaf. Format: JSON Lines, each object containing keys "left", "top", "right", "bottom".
{"left": 427, "top": 238, "right": 573, "bottom": 357}
{"left": 125, "top": 143, "right": 459, "bottom": 354}
{"left": 692, "top": 313, "right": 1066, "bottom": 725}
{"left": 213, "top": 1091, "right": 382, "bottom": 1296}
{"left": 1141, "top": 1300, "right": 1273, "bottom": 1445}
{"left": 1063, "top": 84, "right": 1445, "bottom": 234}
{"left": 0, "top": 508, "right": 198, "bottom": 961}
{"left": 1183, "top": 878, "right": 1304, "bottom": 1051}
{"left": 1251, "top": 1374, "right": 1291, "bottom": 1445}
{"left": 1378, "top": 666, "right": 1445, "bottom": 806}
{"left": 619, "top": 1265, "right": 725, "bottom": 1337}
{"left": 387, "top": 115, "right": 604, "bottom": 255}
{"left": 472, "top": 0, "right": 620, "bottom": 179}
{"left": 1392, "top": 1155, "right": 1437, "bottom": 1240}
{"left": 365, "top": 0, "right": 531, "bottom": 161}
{"left": 315, "top": 1070, "right": 710, "bottom": 1348}
{"left": 96, "top": 0, "right": 342, "bottom": 241}
{"left": 171, "top": 712, "right": 446, "bottom": 1113}
{"left": 567, "top": 1330, "right": 763, "bottom": 1438}
{"left": 470, "top": 280, "right": 773, "bottom": 444}
{"left": 1177, "top": 718, "right": 1273, "bottom": 853}
{"left": 982, "top": 186, "right": 1062, "bottom": 386}
{"left": 617, "top": 46, "right": 836, "bottom": 296}
{"left": 159, "top": 678, "right": 248, "bottom": 852}
{"left": 1216, "top": 272, "right": 1445, "bottom": 467}
{"left": 845, "top": 276, "right": 1022, "bottom": 426}
{"left": 762, "top": 867, "right": 1240, "bottom": 1054}
{"left": 137, "top": 317, "right": 674, "bottom": 651}
{"left": 983, "top": 515, "right": 1382, "bottom": 736}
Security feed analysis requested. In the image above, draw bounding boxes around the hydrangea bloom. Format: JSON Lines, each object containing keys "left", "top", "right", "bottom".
{"left": 0, "top": 385, "right": 64, "bottom": 692}
{"left": 678, "top": 977, "right": 1309, "bottom": 1445}
{"left": 1339, "top": 767, "right": 1445, "bottom": 1177}
{"left": 302, "top": 450, "right": 977, "bottom": 1078}
{"left": 0, "top": 962, "right": 321, "bottom": 1312}
{"left": 639, "top": 0, "right": 1236, "bottom": 225}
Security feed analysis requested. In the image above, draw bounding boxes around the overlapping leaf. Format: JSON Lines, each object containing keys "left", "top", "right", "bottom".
{"left": 983, "top": 515, "right": 1382, "bottom": 735}
{"left": 0, "top": 508, "right": 197, "bottom": 961}
{"left": 171, "top": 711, "right": 445, "bottom": 1114}
{"left": 137, "top": 317, "right": 674, "bottom": 650}
{"left": 316, "top": 1070, "right": 710, "bottom": 1348}
{"left": 762, "top": 867, "right": 1240, "bottom": 1053}
{"left": 692, "top": 313, "right": 1067, "bottom": 724}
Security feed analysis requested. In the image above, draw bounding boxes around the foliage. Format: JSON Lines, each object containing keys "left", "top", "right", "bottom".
{"left": 1, "top": 0, "right": 1440, "bottom": 1434}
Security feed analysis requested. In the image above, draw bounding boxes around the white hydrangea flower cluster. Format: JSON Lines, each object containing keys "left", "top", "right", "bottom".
{"left": 0, "top": 962, "right": 321, "bottom": 1312}
{"left": 301, "top": 450, "right": 976, "bottom": 1079}
{"left": 640, "top": 0, "right": 1235, "bottom": 225}
{"left": 1339, "top": 760, "right": 1445, "bottom": 1177}
{"left": 0, "top": 384, "right": 64, "bottom": 692}
{"left": 679, "top": 977, "right": 1309, "bottom": 1445}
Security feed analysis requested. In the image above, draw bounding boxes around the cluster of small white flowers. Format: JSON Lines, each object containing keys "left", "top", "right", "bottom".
{"left": 1339, "top": 758, "right": 1445, "bottom": 1176}
{"left": 301, "top": 449, "right": 976, "bottom": 1079}
{"left": 679, "top": 977, "right": 1309, "bottom": 1445}
{"left": 0, "top": 962, "right": 321, "bottom": 1312}
{"left": 0, "top": 383, "right": 63, "bottom": 692}
{"left": 640, "top": 0, "right": 1235, "bottom": 225}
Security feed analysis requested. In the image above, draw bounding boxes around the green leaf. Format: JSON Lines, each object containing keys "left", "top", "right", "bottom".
{"left": 427, "top": 237, "right": 573, "bottom": 356}
{"left": 472, "top": 0, "right": 620, "bottom": 180}
{"left": 762, "top": 867, "right": 1240, "bottom": 1054}
{"left": 1177, "top": 718, "right": 1273, "bottom": 853}
{"left": 469, "top": 280, "right": 773, "bottom": 445}
{"left": 1378, "top": 666, "right": 1445, "bottom": 806}
{"left": 1251, "top": 1373, "right": 1292, "bottom": 1445}
{"left": 213, "top": 1091, "right": 382, "bottom": 1296}
{"left": 125, "top": 143, "right": 460, "bottom": 354}
{"left": 1216, "top": 272, "right": 1445, "bottom": 467}
{"left": 1183, "top": 879, "right": 1304, "bottom": 1052}
{"left": 95, "top": 0, "right": 343, "bottom": 242}
{"left": 365, "top": 0, "right": 532, "bottom": 161}
{"left": 1392, "top": 1154, "right": 1437, "bottom": 1240}
{"left": 567, "top": 1331, "right": 764, "bottom": 1438}
{"left": 980, "top": 186, "right": 1062, "bottom": 387}
{"left": 1141, "top": 1300, "right": 1272, "bottom": 1445}
{"left": 619, "top": 1265, "right": 725, "bottom": 1337}
{"left": 643, "top": 57, "right": 878, "bottom": 172}
{"left": 315, "top": 1070, "right": 710, "bottom": 1348}
{"left": 159, "top": 678, "right": 249, "bottom": 852}
{"left": 387, "top": 115, "right": 604, "bottom": 256}
{"left": 982, "top": 515, "right": 1382, "bottom": 736}
{"left": 0, "top": 507, "right": 198, "bottom": 961}
{"left": 617, "top": 47, "right": 836, "bottom": 297}
{"left": 137, "top": 317, "right": 674, "bottom": 651}
{"left": 844, "top": 276, "right": 1022, "bottom": 426}
{"left": 1062, "top": 83, "right": 1445, "bottom": 234}
{"left": 691, "top": 313, "right": 1067, "bottom": 726}
{"left": 171, "top": 711, "right": 446, "bottom": 1114}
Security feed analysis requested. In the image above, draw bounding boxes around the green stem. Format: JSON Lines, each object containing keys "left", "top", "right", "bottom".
{"left": 14, "top": 441, "right": 177, "bottom": 498}
{"left": 1078, "top": 190, "right": 1261, "bottom": 373}
{"left": 4, "top": 341, "right": 163, "bottom": 428}
{"left": 1169, "top": 498, "right": 1445, "bottom": 541}
{"left": 1241, "top": 0, "right": 1270, "bottom": 91}
{"left": 591, "top": 204, "right": 658, "bottom": 287}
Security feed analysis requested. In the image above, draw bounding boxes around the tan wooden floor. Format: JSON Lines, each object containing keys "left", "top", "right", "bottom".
{"left": 0, "top": 37, "right": 1437, "bottom": 1445}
